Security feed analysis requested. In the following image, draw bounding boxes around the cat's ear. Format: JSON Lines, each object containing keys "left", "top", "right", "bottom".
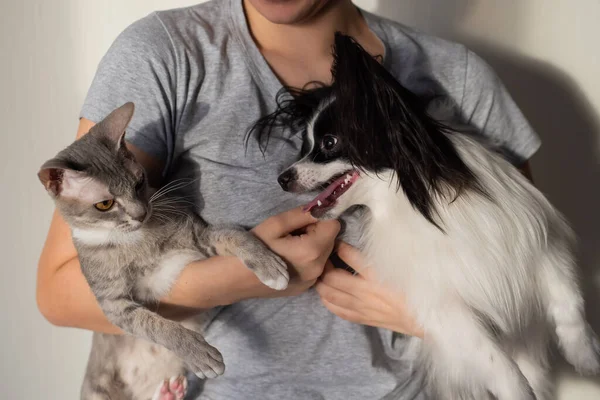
{"left": 38, "top": 158, "right": 71, "bottom": 197}
{"left": 97, "top": 102, "right": 135, "bottom": 146}
{"left": 38, "top": 159, "right": 104, "bottom": 200}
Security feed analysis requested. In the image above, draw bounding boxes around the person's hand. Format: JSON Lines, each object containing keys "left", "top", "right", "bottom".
{"left": 315, "top": 242, "right": 424, "bottom": 337}
{"left": 251, "top": 207, "right": 341, "bottom": 296}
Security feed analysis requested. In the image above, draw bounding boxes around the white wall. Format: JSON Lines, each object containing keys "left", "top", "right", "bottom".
{"left": 1, "top": 0, "right": 598, "bottom": 398}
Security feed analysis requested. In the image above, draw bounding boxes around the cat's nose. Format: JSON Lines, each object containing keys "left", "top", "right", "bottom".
{"left": 278, "top": 169, "right": 297, "bottom": 191}
{"left": 132, "top": 211, "right": 147, "bottom": 223}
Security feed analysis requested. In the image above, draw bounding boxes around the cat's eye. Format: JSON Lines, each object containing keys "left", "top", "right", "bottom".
{"left": 321, "top": 135, "right": 338, "bottom": 151}
{"left": 94, "top": 199, "right": 115, "bottom": 211}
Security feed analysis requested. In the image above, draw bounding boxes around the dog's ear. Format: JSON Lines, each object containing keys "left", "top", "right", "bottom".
{"left": 330, "top": 32, "right": 426, "bottom": 125}
{"left": 247, "top": 85, "right": 332, "bottom": 153}
{"left": 330, "top": 33, "right": 479, "bottom": 229}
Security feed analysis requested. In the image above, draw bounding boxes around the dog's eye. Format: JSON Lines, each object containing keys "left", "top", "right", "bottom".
{"left": 322, "top": 135, "right": 338, "bottom": 151}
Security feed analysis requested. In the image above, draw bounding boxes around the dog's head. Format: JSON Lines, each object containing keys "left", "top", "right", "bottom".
{"left": 251, "top": 33, "right": 479, "bottom": 225}
{"left": 276, "top": 96, "right": 363, "bottom": 219}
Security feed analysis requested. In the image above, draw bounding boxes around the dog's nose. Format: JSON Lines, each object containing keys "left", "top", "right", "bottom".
{"left": 278, "top": 169, "right": 296, "bottom": 191}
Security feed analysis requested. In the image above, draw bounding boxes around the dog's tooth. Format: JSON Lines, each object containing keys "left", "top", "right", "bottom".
{"left": 317, "top": 200, "right": 322, "bottom": 207}
{"left": 346, "top": 174, "right": 352, "bottom": 180}
{"left": 341, "top": 184, "right": 345, "bottom": 188}
{"left": 344, "top": 179, "right": 349, "bottom": 184}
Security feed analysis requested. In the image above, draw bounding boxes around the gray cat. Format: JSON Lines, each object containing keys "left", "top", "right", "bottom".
{"left": 38, "top": 103, "right": 290, "bottom": 400}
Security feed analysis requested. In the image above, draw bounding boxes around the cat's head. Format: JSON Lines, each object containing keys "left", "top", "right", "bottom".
{"left": 38, "top": 103, "right": 151, "bottom": 234}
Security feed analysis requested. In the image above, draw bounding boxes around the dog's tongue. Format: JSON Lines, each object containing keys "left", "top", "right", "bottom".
{"left": 304, "top": 171, "right": 359, "bottom": 213}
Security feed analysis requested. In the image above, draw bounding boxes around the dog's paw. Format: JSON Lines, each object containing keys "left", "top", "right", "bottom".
{"left": 152, "top": 376, "right": 188, "bottom": 400}
{"left": 245, "top": 253, "right": 289, "bottom": 291}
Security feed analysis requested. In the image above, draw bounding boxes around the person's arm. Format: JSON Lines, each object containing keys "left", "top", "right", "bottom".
{"left": 36, "top": 119, "right": 340, "bottom": 334}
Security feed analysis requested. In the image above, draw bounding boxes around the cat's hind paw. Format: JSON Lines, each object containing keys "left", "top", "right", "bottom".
{"left": 152, "top": 376, "right": 188, "bottom": 400}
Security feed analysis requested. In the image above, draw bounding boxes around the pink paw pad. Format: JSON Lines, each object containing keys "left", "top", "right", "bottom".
{"left": 152, "top": 376, "right": 188, "bottom": 400}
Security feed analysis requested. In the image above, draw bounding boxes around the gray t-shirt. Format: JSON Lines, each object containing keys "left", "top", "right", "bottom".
{"left": 81, "top": 1, "right": 541, "bottom": 399}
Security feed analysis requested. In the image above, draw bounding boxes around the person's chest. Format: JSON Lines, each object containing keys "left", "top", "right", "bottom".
{"left": 161, "top": 28, "right": 447, "bottom": 231}
{"left": 165, "top": 65, "right": 312, "bottom": 228}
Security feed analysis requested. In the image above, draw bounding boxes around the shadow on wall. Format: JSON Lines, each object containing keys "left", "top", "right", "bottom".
{"left": 376, "top": 0, "right": 600, "bottom": 386}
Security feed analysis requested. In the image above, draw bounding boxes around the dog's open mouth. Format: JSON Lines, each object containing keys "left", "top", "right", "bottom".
{"left": 303, "top": 170, "right": 360, "bottom": 217}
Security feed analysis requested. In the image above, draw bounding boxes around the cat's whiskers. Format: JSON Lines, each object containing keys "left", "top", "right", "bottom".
{"left": 151, "top": 197, "right": 198, "bottom": 223}
{"left": 149, "top": 178, "right": 198, "bottom": 203}
{"left": 154, "top": 209, "right": 193, "bottom": 224}
{"left": 152, "top": 197, "right": 196, "bottom": 207}
{"left": 151, "top": 201, "right": 195, "bottom": 212}
{"left": 152, "top": 215, "right": 171, "bottom": 225}
{"left": 148, "top": 178, "right": 191, "bottom": 201}
{"left": 152, "top": 200, "right": 190, "bottom": 211}
{"left": 150, "top": 211, "right": 178, "bottom": 226}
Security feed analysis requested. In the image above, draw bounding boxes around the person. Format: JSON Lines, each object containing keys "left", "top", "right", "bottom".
{"left": 37, "top": 0, "right": 540, "bottom": 398}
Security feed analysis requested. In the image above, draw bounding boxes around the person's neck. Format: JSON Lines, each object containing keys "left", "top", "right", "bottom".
{"left": 244, "top": 0, "right": 367, "bottom": 61}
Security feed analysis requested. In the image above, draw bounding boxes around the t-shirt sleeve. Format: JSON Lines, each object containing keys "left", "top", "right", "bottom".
{"left": 80, "top": 13, "right": 177, "bottom": 164}
{"left": 460, "top": 49, "right": 541, "bottom": 165}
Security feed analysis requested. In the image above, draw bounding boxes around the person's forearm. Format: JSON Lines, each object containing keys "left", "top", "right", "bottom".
{"left": 37, "top": 258, "right": 123, "bottom": 334}
{"left": 162, "top": 256, "right": 269, "bottom": 309}
{"left": 38, "top": 255, "right": 270, "bottom": 335}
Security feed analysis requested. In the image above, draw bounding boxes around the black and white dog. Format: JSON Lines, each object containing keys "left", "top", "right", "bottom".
{"left": 251, "top": 33, "right": 600, "bottom": 399}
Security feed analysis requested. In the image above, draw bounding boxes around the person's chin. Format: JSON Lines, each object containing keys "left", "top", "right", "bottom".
{"left": 246, "top": 0, "right": 327, "bottom": 25}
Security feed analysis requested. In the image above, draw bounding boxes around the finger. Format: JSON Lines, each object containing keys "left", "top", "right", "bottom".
{"left": 324, "top": 259, "right": 335, "bottom": 273}
{"left": 302, "top": 219, "right": 341, "bottom": 247}
{"left": 319, "top": 297, "right": 363, "bottom": 324}
{"left": 305, "top": 224, "right": 317, "bottom": 234}
{"left": 320, "top": 267, "right": 371, "bottom": 295}
{"left": 335, "top": 241, "right": 368, "bottom": 269}
{"left": 258, "top": 206, "right": 317, "bottom": 239}
{"left": 335, "top": 241, "right": 379, "bottom": 279}
{"left": 315, "top": 279, "right": 362, "bottom": 307}
{"left": 280, "top": 219, "right": 340, "bottom": 257}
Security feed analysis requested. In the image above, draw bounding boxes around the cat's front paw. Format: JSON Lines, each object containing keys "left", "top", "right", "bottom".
{"left": 152, "top": 376, "right": 188, "bottom": 400}
{"left": 184, "top": 337, "right": 225, "bottom": 379}
{"left": 245, "top": 251, "right": 289, "bottom": 290}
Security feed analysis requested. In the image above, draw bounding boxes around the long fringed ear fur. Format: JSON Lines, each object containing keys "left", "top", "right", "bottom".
{"left": 246, "top": 84, "right": 332, "bottom": 153}
{"left": 330, "top": 32, "right": 481, "bottom": 228}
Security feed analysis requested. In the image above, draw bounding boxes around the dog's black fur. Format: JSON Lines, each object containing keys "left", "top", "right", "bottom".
{"left": 249, "top": 33, "right": 483, "bottom": 227}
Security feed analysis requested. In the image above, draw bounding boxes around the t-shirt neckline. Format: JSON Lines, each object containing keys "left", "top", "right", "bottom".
{"left": 227, "top": 0, "right": 392, "bottom": 102}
